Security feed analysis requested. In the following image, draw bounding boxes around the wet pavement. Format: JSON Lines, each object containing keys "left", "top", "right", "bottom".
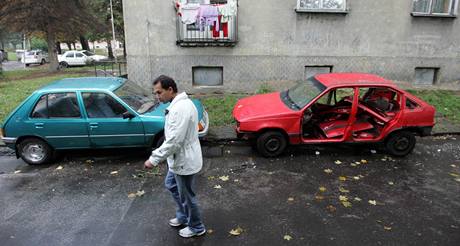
{"left": 0, "top": 136, "right": 459, "bottom": 246}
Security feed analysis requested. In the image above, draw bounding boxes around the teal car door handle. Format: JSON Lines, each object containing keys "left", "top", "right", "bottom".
{"left": 34, "top": 123, "right": 44, "bottom": 129}
{"left": 89, "top": 123, "right": 99, "bottom": 129}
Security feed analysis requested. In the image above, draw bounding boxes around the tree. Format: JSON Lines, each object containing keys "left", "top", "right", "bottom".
{"left": 0, "top": 0, "right": 100, "bottom": 71}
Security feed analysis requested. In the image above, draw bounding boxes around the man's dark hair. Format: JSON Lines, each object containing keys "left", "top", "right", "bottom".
{"left": 153, "top": 75, "right": 178, "bottom": 93}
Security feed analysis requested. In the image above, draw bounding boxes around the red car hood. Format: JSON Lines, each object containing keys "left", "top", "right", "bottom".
{"left": 233, "top": 92, "right": 295, "bottom": 121}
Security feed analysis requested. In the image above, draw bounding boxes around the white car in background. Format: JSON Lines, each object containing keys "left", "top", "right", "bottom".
{"left": 58, "top": 50, "right": 109, "bottom": 68}
{"left": 21, "top": 50, "right": 49, "bottom": 66}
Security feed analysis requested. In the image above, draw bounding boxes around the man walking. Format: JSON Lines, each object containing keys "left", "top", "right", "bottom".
{"left": 144, "top": 75, "right": 206, "bottom": 238}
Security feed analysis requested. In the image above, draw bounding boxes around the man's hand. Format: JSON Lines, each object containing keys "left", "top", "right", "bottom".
{"left": 144, "top": 160, "right": 157, "bottom": 169}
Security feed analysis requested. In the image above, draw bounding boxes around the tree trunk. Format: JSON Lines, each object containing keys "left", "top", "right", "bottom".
{"left": 55, "top": 42, "right": 62, "bottom": 54}
{"left": 107, "top": 39, "right": 114, "bottom": 59}
{"left": 72, "top": 42, "right": 76, "bottom": 50}
{"left": 79, "top": 36, "right": 89, "bottom": 50}
{"left": 122, "top": 40, "right": 127, "bottom": 59}
{"left": 66, "top": 42, "right": 72, "bottom": 50}
{"left": 46, "top": 28, "right": 59, "bottom": 71}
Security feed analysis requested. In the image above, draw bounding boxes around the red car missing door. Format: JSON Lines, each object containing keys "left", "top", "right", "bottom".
{"left": 233, "top": 73, "right": 435, "bottom": 157}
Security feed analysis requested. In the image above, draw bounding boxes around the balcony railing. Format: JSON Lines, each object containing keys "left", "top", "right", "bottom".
{"left": 176, "top": 14, "right": 238, "bottom": 47}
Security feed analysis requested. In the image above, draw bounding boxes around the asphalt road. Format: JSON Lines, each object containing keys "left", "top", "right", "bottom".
{"left": 0, "top": 136, "right": 459, "bottom": 246}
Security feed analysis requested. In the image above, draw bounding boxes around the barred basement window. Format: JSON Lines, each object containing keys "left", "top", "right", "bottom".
{"left": 414, "top": 67, "right": 439, "bottom": 85}
{"left": 412, "top": 0, "right": 458, "bottom": 16}
{"left": 193, "top": 66, "right": 224, "bottom": 86}
{"left": 296, "top": 0, "right": 347, "bottom": 12}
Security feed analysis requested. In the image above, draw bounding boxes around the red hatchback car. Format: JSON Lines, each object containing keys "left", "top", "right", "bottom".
{"left": 233, "top": 73, "right": 435, "bottom": 157}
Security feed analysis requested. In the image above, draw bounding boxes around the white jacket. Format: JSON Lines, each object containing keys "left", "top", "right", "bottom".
{"left": 149, "top": 92, "right": 203, "bottom": 175}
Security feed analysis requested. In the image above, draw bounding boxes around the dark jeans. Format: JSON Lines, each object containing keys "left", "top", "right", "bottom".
{"left": 165, "top": 170, "right": 205, "bottom": 233}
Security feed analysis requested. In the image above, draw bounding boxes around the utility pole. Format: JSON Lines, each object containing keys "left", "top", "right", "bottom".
{"left": 110, "top": 0, "right": 117, "bottom": 63}
{"left": 23, "top": 33, "right": 26, "bottom": 69}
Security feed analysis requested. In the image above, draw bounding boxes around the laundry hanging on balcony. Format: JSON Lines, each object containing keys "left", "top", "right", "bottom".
{"left": 180, "top": 3, "right": 201, "bottom": 24}
{"left": 198, "top": 5, "right": 219, "bottom": 32}
{"left": 217, "top": 0, "right": 237, "bottom": 23}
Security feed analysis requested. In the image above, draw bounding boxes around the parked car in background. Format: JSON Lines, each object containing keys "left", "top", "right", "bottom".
{"left": 21, "top": 50, "right": 49, "bottom": 66}
{"left": 233, "top": 73, "right": 436, "bottom": 157}
{"left": 58, "top": 50, "right": 109, "bottom": 68}
{"left": 0, "top": 77, "right": 209, "bottom": 165}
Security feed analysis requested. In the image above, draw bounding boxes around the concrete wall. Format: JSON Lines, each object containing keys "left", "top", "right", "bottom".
{"left": 123, "top": 0, "right": 460, "bottom": 92}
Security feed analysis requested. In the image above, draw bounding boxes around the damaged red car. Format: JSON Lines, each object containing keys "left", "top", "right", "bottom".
{"left": 233, "top": 73, "right": 435, "bottom": 157}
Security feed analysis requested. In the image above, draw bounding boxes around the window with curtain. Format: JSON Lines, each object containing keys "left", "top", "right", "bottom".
{"left": 412, "top": 0, "right": 457, "bottom": 15}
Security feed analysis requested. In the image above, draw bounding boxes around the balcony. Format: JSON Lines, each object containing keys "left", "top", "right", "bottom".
{"left": 176, "top": 8, "right": 238, "bottom": 47}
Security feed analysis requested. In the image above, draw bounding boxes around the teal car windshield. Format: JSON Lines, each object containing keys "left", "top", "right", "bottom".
{"left": 281, "top": 78, "right": 326, "bottom": 110}
{"left": 114, "top": 80, "right": 158, "bottom": 114}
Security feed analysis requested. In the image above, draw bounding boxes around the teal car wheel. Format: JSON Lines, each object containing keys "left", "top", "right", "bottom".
{"left": 18, "top": 138, "right": 54, "bottom": 165}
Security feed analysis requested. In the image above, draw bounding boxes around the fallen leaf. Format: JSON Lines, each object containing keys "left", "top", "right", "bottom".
{"left": 361, "top": 159, "right": 368, "bottom": 164}
{"left": 207, "top": 229, "right": 214, "bottom": 234}
{"left": 341, "top": 201, "right": 352, "bottom": 207}
{"left": 315, "top": 151, "right": 320, "bottom": 155}
{"left": 368, "top": 200, "right": 377, "bottom": 206}
{"left": 85, "top": 160, "right": 94, "bottom": 164}
{"left": 284, "top": 235, "right": 293, "bottom": 241}
{"left": 229, "top": 227, "right": 243, "bottom": 236}
{"left": 214, "top": 185, "right": 222, "bottom": 189}
{"left": 355, "top": 161, "right": 361, "bottom": 165}
{"left": 219, "top": 175, "right": 230, "bottom": 181}
{"left": 451, "top": 164, "right": 457, "bottom": 168}
{"left": 339, "top": 195, "right": 348, "bottom": 201}
{"left": 370, "top": 150, "right": 377, "bottom": 154}
{"left": 339, "top": 176, "right": 347, "bottom": 181}
{"left": 110, "top": 171, "right": 118, "bottom": 175}
{"left": 234, "top": 179, "right": 239, "bottom": 182}
{"left": 56, "top": 166, "right": 63, "bottom": 170}
{"left": 339, "top": 187, "right": 350, "bottom": 193}
{"left": 287, "top": 197, "right": 295, "bottom": 202}
{"left": 354, "top": 197, "right": 362, "bottom": 202}
{"left": 315, "top": 195, "right": 325, "bottom": 201}
{"left": 350, "top": 163, "right": 357, "bottom": 167}
{"left": 14, "top": 170, "right": 21, "bottom": 174}
{"left": 449, "top": 173, "right": 460, "bottom": 178}
{"left": 128, "top": 193, "right": 137, "bottom": 198}
{"left": 334, "top": 160, "right": 342, "bottom": 165}
{"left": 324, "top": 169, "right": 333, "bottom": 174}
{"left": 384, "top": 226, "right": 392, "bottom": 231}
{"left": 136, "top": 190, "right": 145, "bottom": 197}
{"left": 353, "top": 176, "right": 360, "bottom": 180}
{"left": 455, "top": 178, "right": 460, "bottom": 182}
{"left": 388, "top": 181, "right": 394, "bottom": 185}
{"left": 326, "top": 205, "right": 336, "bottom": 212}
{"left": 207, "top": 176, "right": 215, "bottom": 180}
{"left": 319, "top": 186, "right": 327, "bottom": 192}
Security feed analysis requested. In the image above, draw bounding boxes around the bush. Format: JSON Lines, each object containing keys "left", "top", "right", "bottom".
{"left": 256, "top": 84, "right": 274, "bottom": 94}
{"left": 30, "top": 37, "right": 48, "bottom": 51}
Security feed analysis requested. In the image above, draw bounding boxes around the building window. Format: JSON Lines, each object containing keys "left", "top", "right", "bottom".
{"left": 305, "top": 66, "right": 333, "bottom": 79}
{"left": 414, "top": 67, "right": 439, "bottom": 85}
{"left": 193, "top": 66, "right": 224, "bottom": 86}
{"left": 296, "top": 0, "right": 347, "bottom": 12}
{"left": 412, "top": 0, "right": 458, "bottom": 16}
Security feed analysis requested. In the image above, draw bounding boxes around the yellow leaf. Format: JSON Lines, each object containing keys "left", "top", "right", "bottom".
{"left": 110, "top": 171, "right": 118, "bottom": 175}
{"left": 353, "top": 176, "right": 360, "bottom": 180}
{"left": 449, "top": 173, "right": 460, "bottom": 177}
{"left": 56, "top": 166, "right": 63, "bottom": 170}
{"left": 85, "top": 160, "right": 94, "bottom": 164}
{"left": 234, "top": 179, "right": 239, "bottom": 182}
{"left": 341, "top": 201, "right": 352, "bottom": 207}
{"left": 451, "top": 164, "right": 457, "bottom": 168}
{"left": 128, "top": 193, "right": 136, "bottom": 198}
{"left": 324, "top": 169, "right": 333, "bottom": 174}
{"left": 214, "top": 185, "right": 222, "bottom": 189}
{"left": 455, "top": 178, "right": 460, "bottom": 182}
{"left": 287, "top": 197, "right": 295, "bottom": 202}
{"left": 355, "top": 161, "right": 361, "bottom": 165}
{"left": 339, "top": 187, "right": 350, "bottom": 193}
{"left": 334, "top": 160, "right": 342, "bottom": 165}
{"left": 369, "top": 200, "right": 377, "bottom": 205}
{"left": 339, "top": 176, "right": 347, "bottom": 181}
{"left": 354, "top": 197, "right": 362, "bottom": 202}
{"left": 339, "top": 195, "right": 348, "bottom": 201}
{"left": 361, "top": 159, "right": 368, "bottom": 164}
{"left": 14, "top": 170, "right": 21, "bottom": 174}
{"left": 350, "top": 163, "right": 357, "bottom": 167}
{"left": 319, "top": 186, "right": 327, "bottom": 192}
{"left": 207, "top": 176, "right": 215, "bottom": 180}
{"left": 388, "top": 181, "right": 394, "bottom": 185}
{"left": 315, "top": 195, "right": 325, "bottom": 201}
{"left": 229, "top": 227, "right": 243, "bottom": 236}
{"left": 384, "top": 226, "right": 392, "bottom": 231}
{"left": 207, "top": 229, "right": 214, "bottom": 234}
{"left": 219, "top": 175, "right": 230, "bottom": 181}
{"left": 284, "top": 235, "right": 293, "bottom": 241}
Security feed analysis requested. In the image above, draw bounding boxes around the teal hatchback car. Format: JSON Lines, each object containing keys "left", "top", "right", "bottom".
{"left": 1, "top": 77, "right": 209, "bottom": 165}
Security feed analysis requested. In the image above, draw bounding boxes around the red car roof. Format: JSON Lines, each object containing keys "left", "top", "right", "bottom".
{"left": 315, "top": 73, "right": 397, "bottom": 88}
